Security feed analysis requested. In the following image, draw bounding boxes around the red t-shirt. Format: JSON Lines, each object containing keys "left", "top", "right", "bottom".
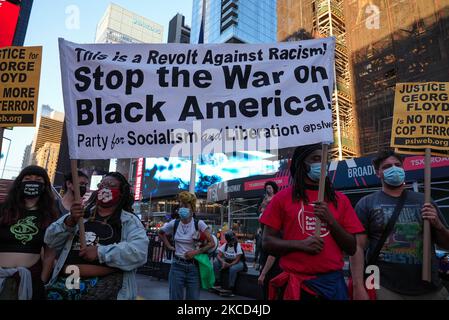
{"left": 260, "top": 186, "right": 364, "bottom": 275}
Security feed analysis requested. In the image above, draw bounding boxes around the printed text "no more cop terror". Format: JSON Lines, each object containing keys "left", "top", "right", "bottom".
{"left": 72, "top": 49, "right": 332, "bottom": 126}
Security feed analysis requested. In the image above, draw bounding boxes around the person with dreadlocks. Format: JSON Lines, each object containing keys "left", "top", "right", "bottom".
{"left": 260, "top": 143, "right": 364, "bottom": 300}
{"left": 0, "top": 165, "right": 59, "bottom": 300}
{"left": 44, "top": 172, "right": 149, "bottom": 300}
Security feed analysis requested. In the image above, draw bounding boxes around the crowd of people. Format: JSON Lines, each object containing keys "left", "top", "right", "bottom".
{"left": 1, "top": 144, "right": 449, "bottom": 300}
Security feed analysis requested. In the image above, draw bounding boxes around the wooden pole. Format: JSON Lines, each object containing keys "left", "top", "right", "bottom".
{"left": 71, "top": 159, "right": 86, "bottom": 248}
{"left": 0, "top": 128, "right": 4, "bottom": 165}
{"left": 189, "top": 154, "right": 197, "bottom": 194}
{"left": 315, "top": 144, "right": 329, "bottom": 237}
{"left": 422, "top": 148, "right": 432, "bottom": 282}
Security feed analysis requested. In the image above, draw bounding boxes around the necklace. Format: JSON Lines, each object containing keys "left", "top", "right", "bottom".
{"left": 180, "top": 222, "right": 190, "bottom": 234}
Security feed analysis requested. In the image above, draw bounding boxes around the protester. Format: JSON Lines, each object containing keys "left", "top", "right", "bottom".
{"left": 350, "top": 149, "right": 449, "bottom": 300}
{"left": 159, "top": 191, "right": 214, "bottom": 300}
{"left": 257, "top": 181, "right": 282, "bottom": 298}
{"left": 0, "top": 165, "right": 59, "bottom": 300}
{"left": 260, "top": 143, "right": 365, "bottom": 300}
{"left": 44, "top": 172, "right": 149, "bottom": 300}
{"left": 213, "top": 230, "right": 246, "bottom": 291}
{"left": 56, "top": 170, "right": 90, "bottom": 216}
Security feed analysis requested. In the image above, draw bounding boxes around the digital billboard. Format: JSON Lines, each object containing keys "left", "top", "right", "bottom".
{"left": 142, "top": 152, "right": 280, "bottom": 198}
{"left": 0, "top": 0, "right": 21, "bottom": 47}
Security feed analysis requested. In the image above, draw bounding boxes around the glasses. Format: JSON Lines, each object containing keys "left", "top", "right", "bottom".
{"left": 97, "top": 182, "right": 120, "bottom": 189}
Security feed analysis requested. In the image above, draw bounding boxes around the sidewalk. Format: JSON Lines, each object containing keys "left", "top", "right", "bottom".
{"left": 136, "top": 274, "right": 254, "bottom": 300}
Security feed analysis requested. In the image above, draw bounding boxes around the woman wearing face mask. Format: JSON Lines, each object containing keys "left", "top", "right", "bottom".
{"left": 159, "top": 191, "right": 214, "bottom": 300}
{"left": 44, "top": 172, "right": 149, "bottom": 300}
{"left": 56, "top": 170, "right": 90, "bottom": 217}
{"left": 260, "top": 143, "right": 365, "bottom": 300}
{"left": 0, "top": 166, "right": 59, "bottom": 300}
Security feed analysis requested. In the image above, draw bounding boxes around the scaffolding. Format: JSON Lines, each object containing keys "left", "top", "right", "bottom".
{"left": 278, "top": 0, "right": 359, "bottom": 160}
{"left": 279, "top": 0, "right": 449, "bottom": 157}
{"left": 344, "top": 0, "right": 449, "bottom": 155}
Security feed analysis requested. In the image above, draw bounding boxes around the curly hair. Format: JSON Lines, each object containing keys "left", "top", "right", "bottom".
{"left": 0, "top": 165, "right": 58, "bottom": 228}
{"left": 372, "top": 149, "right": 404, "bottom": 171}
{"left": 264, "top": 181, "right": 279, "bottom": 194}
{"left": 178, "top": 191, "right": 197, "bottom": 214}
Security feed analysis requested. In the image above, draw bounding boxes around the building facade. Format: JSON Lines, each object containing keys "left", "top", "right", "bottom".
{"left": 344, "top": 0, "right": 449, "bottom": 155}
{"left": 168, "top": 13, "right": 191, "bottom": 43}
{"left": 31, "top": 110, "right": 64, "bottom": 157}
{"left": 277, "top": 0, "right": 359, "bottom": 160}
{"left": 21, "top": 143, "right": 31, "bottom": 169}
{"left": 30, "top": 110, "right": 64, "bottom": 183}
{"left": 95, "top": 3, "right": 163, "bottom": 44}
{"left": 278, "top": 0, "right": 449, "bottom": 157}
{"left": 35, "top": 142, "right": 60, "bottom": 183}
{"left": 191, "top": 0, "right": 276, "bottom": 44}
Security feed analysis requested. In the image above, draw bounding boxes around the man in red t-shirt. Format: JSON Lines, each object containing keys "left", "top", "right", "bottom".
{"left": 260, "top": 143, "right": 364, "bottom": 300}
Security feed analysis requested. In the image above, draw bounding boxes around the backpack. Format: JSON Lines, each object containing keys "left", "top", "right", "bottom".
{"left": 173, "top": 218, "right": 199, "bottom": 236}
{"left": 173, "top": 219, "right": 217, "bottom": 257}
{"left": 225, "top": 242, "right": 248, "bottom": 272}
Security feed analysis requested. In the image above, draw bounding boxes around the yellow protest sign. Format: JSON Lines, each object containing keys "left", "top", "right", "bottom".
{"left": 391, "top": 82, "right": 449, "bottom": 156}
{"left": 0, "top": 46, "right": 42, "bottom": 127}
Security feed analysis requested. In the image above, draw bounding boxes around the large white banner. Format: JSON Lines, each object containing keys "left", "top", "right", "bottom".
{"left": 59, "top": 38, "right": 335, "bottom": 159}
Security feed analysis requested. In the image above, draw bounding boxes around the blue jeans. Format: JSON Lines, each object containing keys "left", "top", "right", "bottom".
{"left": 213, "top": 259, "right": 244, "bottom": 289}
{"left": 169, "top": 260, "right": 200, "bottom": 300}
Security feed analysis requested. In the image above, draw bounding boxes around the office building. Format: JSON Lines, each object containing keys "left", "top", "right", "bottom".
{"left": 21, "top": 143, "right": 31, "bottom": 169}
{"left": 191, "top": 0, "right": 276, "bottom": 44}
{"left": 168, "top": 13, "right": 191, "bottom": 43}
{"left": 95, "top": 3, "right": 163, "bottom": 44}
{"left": 344, "top": 0, "right": 449, "bottom": 155}
{"left": 35, "top": 142, "right": 60, "bottom": 183}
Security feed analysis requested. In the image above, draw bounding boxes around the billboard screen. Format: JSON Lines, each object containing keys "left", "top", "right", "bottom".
{"left": 0, "top": 0, "right": 21, "bottom": 47}
{"left": 142, "top": 152, "right": 280, "bottom": 198}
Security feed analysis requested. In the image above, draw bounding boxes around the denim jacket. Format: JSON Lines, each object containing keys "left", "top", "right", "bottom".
{"left": 44, "top": 210, "right": 149, "bottom": 300}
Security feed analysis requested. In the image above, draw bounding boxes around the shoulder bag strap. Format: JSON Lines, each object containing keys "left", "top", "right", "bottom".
{"left": 367, "top": 190, "right": 408, "bottom": 266}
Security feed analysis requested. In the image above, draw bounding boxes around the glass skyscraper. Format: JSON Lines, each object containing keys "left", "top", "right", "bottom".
{"left": 191, "top": 0, "right": 276, "bottom": 44}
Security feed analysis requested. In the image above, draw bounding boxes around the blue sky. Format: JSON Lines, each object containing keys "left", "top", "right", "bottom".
{"left": 2, "top": 0, "right": 193, "bottom": 179}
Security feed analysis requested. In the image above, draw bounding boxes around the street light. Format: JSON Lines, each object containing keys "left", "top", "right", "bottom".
{"left": 1, "top": 137, "right": 11, "bottom": 179}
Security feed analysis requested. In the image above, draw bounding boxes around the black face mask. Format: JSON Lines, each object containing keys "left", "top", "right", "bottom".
{"left": 79, "top": 185, "right": 87, "bottom": 197}
{"left": 20, "top": 181, "right": 45, "bottom": 199}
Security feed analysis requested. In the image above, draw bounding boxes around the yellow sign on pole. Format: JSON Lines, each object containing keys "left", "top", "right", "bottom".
{"left": 391, "top": 82, "right": 449, "bottom": 157}
{"left": 0, "top": 46, "right": 42, "bottom": 127}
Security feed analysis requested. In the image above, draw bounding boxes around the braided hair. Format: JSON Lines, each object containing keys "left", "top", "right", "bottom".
{"left": 290, "top": 144, "right": 338, "bottom": 207}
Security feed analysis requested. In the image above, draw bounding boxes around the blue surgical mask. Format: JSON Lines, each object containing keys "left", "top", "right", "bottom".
{"left": 307, "top": 163, "right": 322, "bottom": 181}
{"left": 178, "top": 207, "right": 191, "bottom": 220}
{"left": 383, "top": 166, "right": 405, "bottom": 186}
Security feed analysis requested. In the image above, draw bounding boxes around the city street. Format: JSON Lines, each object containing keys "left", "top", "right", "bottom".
{"left": 136, "top": 274, "right": 253, "bottom": 300}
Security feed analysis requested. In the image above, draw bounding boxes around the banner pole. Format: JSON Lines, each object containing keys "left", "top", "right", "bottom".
{"left": 189, "top": 154, "right": 197, "bottom": 194}
{"left": 71, "top": 159, "right": 86, "bottom": 248}
{"left": 315, "top": 143, "right": 329, "bottom": 237}
{"left": 423, "top": 148, "right": 432, "bottom": 282}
